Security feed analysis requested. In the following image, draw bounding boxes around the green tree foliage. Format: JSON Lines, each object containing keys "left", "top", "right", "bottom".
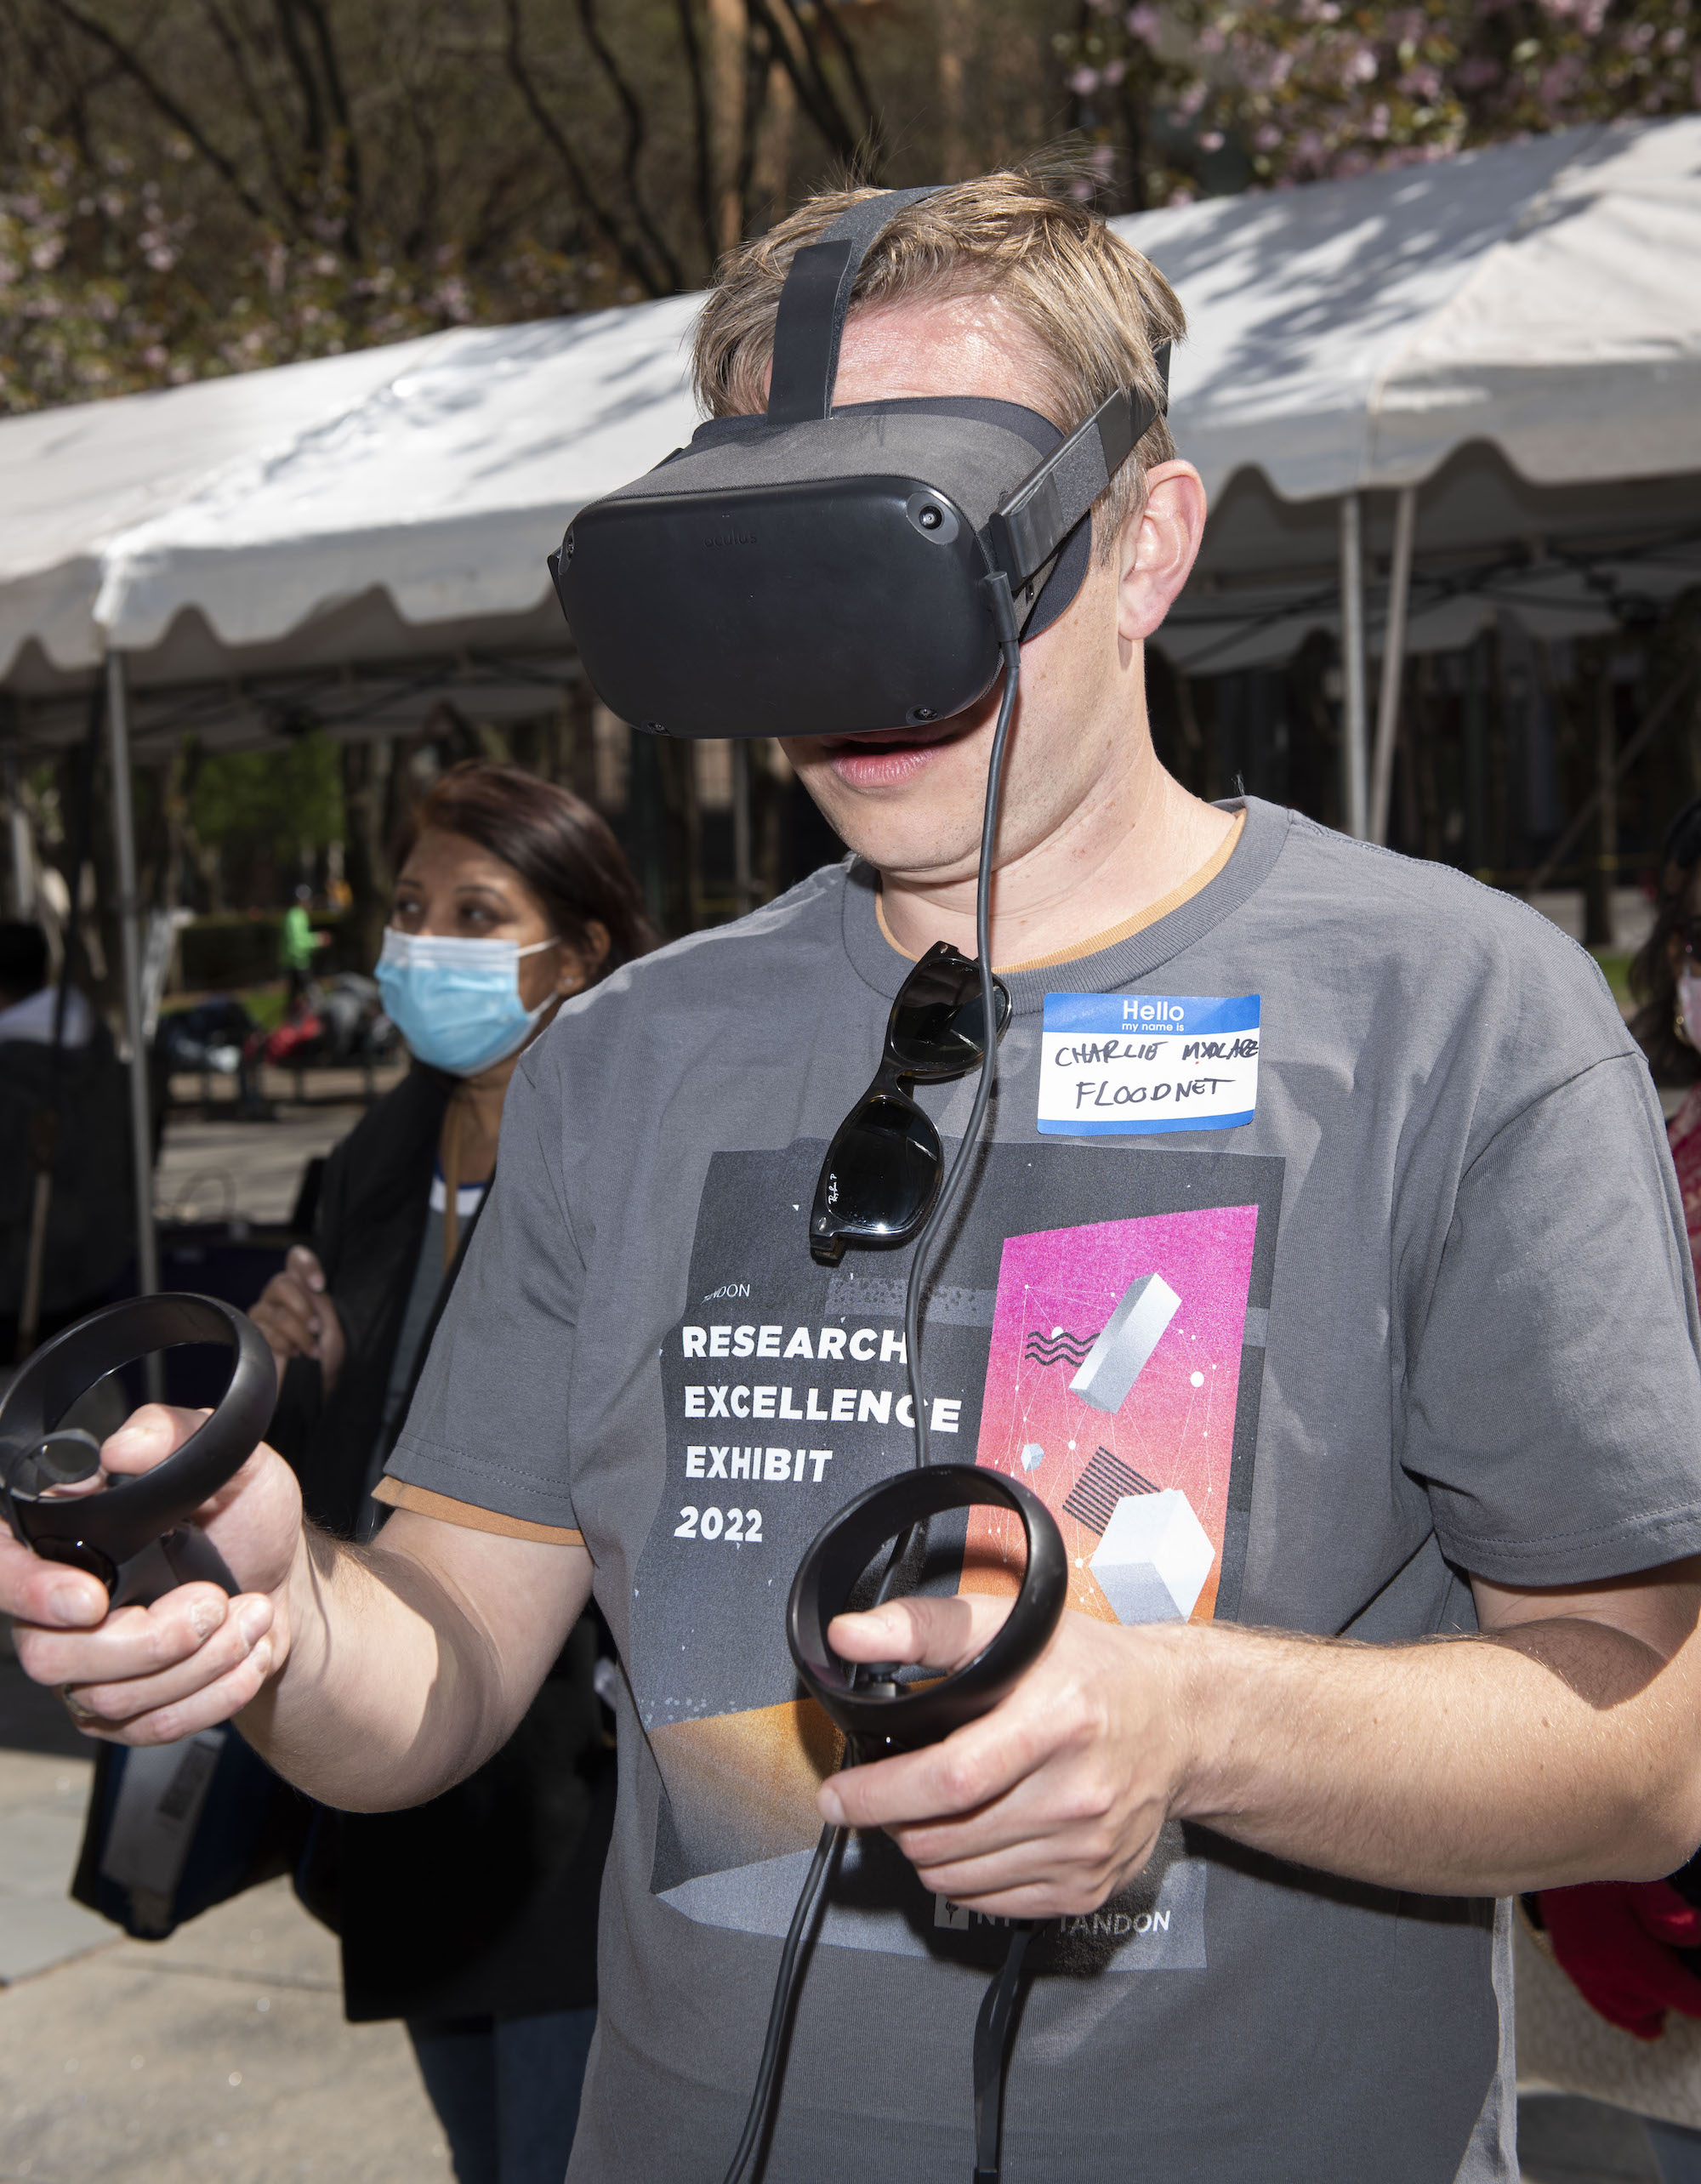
{"left": 187, "top": 731, "right": 343, "bottom": 884}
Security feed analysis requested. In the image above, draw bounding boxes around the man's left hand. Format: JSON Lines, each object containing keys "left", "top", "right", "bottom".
{"left": 818, "top": 1596, "right": 1183, "bottom": 1920}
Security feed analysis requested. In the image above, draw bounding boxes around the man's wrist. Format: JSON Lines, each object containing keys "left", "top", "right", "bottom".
{"left": 1145, "top": 1617, "right": 1243, "bottom": 1829}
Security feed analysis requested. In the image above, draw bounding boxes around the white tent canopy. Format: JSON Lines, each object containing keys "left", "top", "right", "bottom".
{"left": 0, "top": 330, "right": 458, "bottom": 683}
{"left": 1119, "top": 116, "right": 1701, "bottom": 503}
{"left": 0, "top": 113, "right": 1694, "bottom": 742}
{"left": 1116, "top": 115, "right": 1701, "bottom": 702}
{"left": 94, "top": 296, "right": 702, "bottom": 663}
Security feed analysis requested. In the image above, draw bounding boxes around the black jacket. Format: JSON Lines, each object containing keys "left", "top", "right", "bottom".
{"left": 268, "top": 1066, "right": 612, "bottom": 2022}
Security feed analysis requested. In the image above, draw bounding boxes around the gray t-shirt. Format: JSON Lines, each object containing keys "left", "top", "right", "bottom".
{"left": 389, "top": 798, "right": 1701, "bottom": 2184}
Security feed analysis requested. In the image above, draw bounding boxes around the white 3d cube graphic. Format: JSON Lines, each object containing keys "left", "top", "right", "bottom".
{"left": 1089, "top": 1490, "right": 1215, "bottom": 1624}
{"left": 1070, "top": 1273, "right": 1181, "bottom": 1414}
{"left": 1021, "top": 1443, "right": 1044, "bottom": 1471}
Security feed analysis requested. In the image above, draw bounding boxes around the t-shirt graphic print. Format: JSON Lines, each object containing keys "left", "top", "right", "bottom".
{"left": 641, "top": 1134, "right": 1283, "bottom": 1975}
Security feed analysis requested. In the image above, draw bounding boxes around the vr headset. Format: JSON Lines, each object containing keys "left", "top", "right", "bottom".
{"left": 549, "top": 184, "right": 1169, "bottom": 741}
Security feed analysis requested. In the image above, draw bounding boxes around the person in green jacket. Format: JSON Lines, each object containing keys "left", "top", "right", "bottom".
{"left": 281, "top": 884, "right": 324, "bottom": 1009}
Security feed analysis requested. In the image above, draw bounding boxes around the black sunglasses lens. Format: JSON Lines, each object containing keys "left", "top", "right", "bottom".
{"left": 812, "top": 1093, "right": 941, "bottom": 1244}
{"left": 888, "top": 949, "right": 1011, "bottom": 1075}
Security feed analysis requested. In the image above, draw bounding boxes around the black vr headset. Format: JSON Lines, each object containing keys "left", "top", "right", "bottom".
{"left": 549, "top": 183, "right": 1169, "bottom": 741}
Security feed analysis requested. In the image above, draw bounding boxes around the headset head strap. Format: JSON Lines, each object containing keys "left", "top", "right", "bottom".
{"left": 765, "top": 185, "right": 947, "bottom": 424}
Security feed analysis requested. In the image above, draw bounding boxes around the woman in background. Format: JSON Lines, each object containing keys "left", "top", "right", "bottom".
{"left": 253, "top": 759, "right": 655, "bottom": 2184}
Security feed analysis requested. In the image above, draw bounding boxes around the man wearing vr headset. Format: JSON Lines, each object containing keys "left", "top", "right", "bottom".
{"left": 11, "top": 170, "right": 1701, "bottom": 2184}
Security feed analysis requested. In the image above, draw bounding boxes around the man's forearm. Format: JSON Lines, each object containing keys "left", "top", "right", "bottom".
{"left": 1170, "top": 1618, "right": 1701, "bottom": 1895}
{"left": 237, "top": 1518, "right": 534, "bottom": 1812}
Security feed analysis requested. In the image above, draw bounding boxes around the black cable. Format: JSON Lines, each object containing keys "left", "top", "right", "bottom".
{"left": 872, "top": 603, "right": 1022, "bottom": 1614}
{"left": 719, "top": 1819, "right": 847, "bottom": 2184}
{"left": 972, "top": 1923, "right": 1033, "bottom": 2184}
{"left": 723, "top": 586, "right": 1024, "bottom": 2184}
{"left": 901, "top": 601, "right": 1021, "bottom": 1485}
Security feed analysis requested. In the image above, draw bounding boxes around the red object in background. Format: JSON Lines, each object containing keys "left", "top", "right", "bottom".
{"left": 259, "top": 1013, "right": 323, "bottom": 1066}
{"left": 1539, "top": 1880, "right": 1701, "bottom": 2039}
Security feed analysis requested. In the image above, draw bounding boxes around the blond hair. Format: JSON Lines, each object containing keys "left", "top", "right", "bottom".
{"left": 691, "top": 169, "right": 1185, "bottom": 559}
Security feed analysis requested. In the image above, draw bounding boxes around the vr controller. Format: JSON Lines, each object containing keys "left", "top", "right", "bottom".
{"left": 788, "top": 1465, "right": 1067, "bottom": 1750}
{"left": 0, "top": 1294, "right": 274, "bottom": 1609}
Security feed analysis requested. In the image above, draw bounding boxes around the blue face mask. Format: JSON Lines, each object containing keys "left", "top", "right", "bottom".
{"left": 375, "top": 930, "right": 560, "bottom": 1078}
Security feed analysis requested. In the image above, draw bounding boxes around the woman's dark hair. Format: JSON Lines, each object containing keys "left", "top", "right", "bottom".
{"left": 1630, "top": 793, "right": 1701, "bottom": 1085}
{"left": 400, "top": 759, "right": 657, "bottom": 978}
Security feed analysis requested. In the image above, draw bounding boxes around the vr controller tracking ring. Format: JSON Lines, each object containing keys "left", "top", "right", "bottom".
{"left": 0, "top": 1294, "right": 275, "bottom": 1609}
{"left": 787, "top": 1465, "right": 1068, "bottom": 1750}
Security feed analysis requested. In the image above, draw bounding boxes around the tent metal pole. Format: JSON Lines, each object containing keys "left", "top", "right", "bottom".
{"left": 107, "top": 653, "right": 162, "bottom": 1390}
{"left": 4, "top": 746, "right": 33, "bottom": 916}
{"left": 1368, "top": 486, "right": 1416, "bottom": 847}
{"left": 1339, "top": 492, "right": 1369, "bottom": 839}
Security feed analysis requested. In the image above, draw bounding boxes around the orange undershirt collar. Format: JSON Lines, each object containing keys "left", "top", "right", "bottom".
{"left": 873, "top": 808, "right": 1246, "bottom": 975}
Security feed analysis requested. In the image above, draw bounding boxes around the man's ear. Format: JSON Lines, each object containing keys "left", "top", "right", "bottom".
{"left": 1114, "top": 459, "right": 1208, "bottom": 646}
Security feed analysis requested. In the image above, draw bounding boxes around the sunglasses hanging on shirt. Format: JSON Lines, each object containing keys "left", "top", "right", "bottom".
{"left": 811, "top": 942, "right": 1012, "bottom": 1267}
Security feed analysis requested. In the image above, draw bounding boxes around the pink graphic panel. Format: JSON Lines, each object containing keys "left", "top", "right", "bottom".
{"left": 965, "top": 1205, "right": 1259, "bottom": 1624}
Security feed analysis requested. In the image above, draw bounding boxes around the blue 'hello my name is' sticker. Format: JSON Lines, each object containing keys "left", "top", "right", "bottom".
{"left": 1038, "top": 992, "right": 1260, "bottom": 1135}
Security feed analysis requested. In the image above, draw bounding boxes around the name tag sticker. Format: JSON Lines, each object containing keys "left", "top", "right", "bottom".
{"left": 1038, "top": 992, "right": 1260, "bottom": 1136}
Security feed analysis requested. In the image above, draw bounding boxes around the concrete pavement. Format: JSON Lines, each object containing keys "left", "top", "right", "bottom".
{"left": 0, "top": 1652, "right": 450, "bottom": 2184}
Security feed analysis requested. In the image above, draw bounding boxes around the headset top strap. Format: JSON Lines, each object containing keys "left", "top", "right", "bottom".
{"left": 765, "top": 185, "right": 947, "bottom": 424}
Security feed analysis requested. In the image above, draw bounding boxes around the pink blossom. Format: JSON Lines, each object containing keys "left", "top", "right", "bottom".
{"left": 1069, "top": 65, "right": 1101, "bottom": 94}
{"left": 1198, "top": 128, "right": 1226, "bottom": 151}
{"left": 1102, "top": 56, "right": 1127, "bottom": 84}
{"left": 1126, "top": 4, "right": 1161, "bottom": 37}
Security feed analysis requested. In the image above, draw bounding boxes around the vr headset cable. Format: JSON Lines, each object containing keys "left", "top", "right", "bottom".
{"left": 720, "top": 572, "right": 1024, "bottom": 2184}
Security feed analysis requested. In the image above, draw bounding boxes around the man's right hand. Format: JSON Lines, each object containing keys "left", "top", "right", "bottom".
{"left": 251, "top": 1246, "right": 345, "bottom": 1395}
{"left": 4, "top": 1405, "right": 304, "bottom": 1746}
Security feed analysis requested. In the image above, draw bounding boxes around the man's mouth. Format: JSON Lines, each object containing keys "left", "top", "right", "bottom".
{"left": 814, "top": 715, "right": 974, "bottom": 788}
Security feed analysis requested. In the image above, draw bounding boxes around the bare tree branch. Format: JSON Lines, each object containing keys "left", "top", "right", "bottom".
{"left": 196, "top": 0, "right": 305, "bottom": 230}
{"left": 502, "top": 0, "right": 671, "bottom": 298}
{"left": 272, "top": 0, "right": 326, "bottom": 165}
{"left": 294, "top": 0, "right": 362, "bottom": 251}
{"left": 743, "top": 0, "right": 862, "bottom": 169}
{"left": 673, "top": 0, "right": 719, "bottom": 275}
{"left": 795, "top": 0, "right": 885, "bottom": 177}
{"left": 401, "top": 68, "right": 443, "bottom": 267}
{"left": 574, "top": 0, "right": 682, "bottom": 293}
{"left": 39, "top": 0, "right": 271, "bottom": 225}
